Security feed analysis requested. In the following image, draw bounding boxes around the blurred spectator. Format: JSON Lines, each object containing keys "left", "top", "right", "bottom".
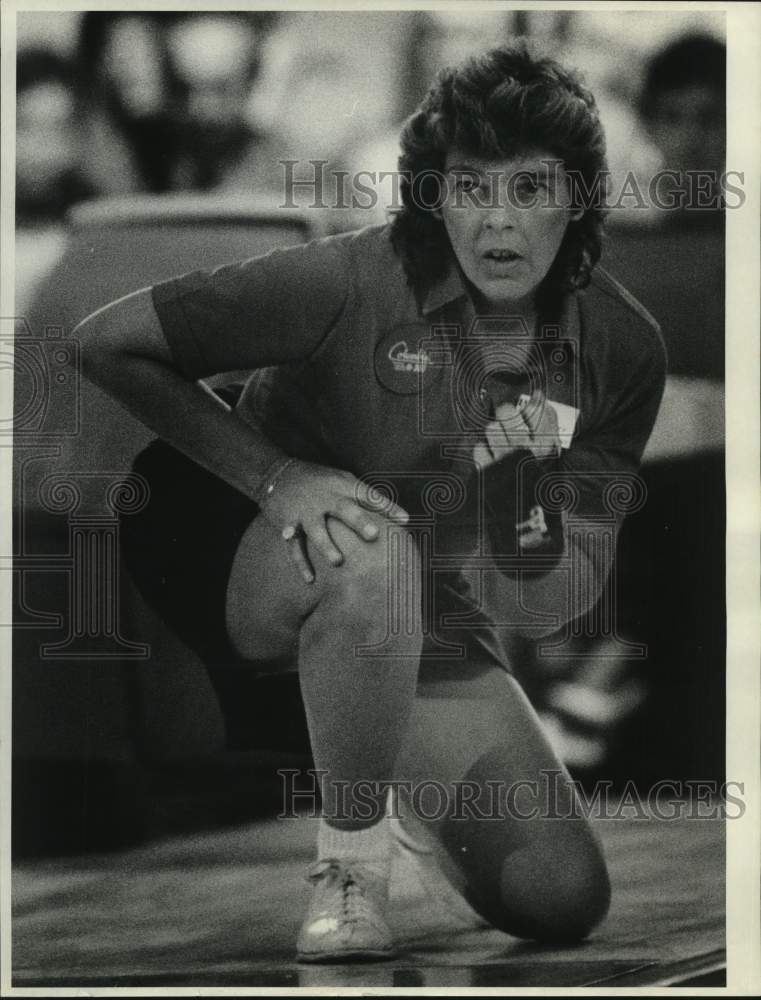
{"left": 639, "top": 33, "right": 725, "bottom": 186}
{"left": 619, "top": 30, "right": 726, "bottom": 379}
{"left": 164, "top": 15, "right": 267, "bottom": 189}
{"left": 220, "top": 10, "right": 407, "bottom": 222}
{"left": 76, "top": 12, "right": 275, "bottom": 194}
{"left": 16, "top": 48, "right": 95, "bottom": 225}
{"left": 15, "top": 47, "right": 95, "bottom": 313}
{"left": 75, "top": 13, "right": 169, "bottom": 194}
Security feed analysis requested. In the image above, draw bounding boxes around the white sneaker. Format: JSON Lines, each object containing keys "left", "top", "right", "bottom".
{"left": 389, "top": 814, "right": 490, "bottom": 930}
{"left": 296, "top": 859, "right": 395, "bottom": 963}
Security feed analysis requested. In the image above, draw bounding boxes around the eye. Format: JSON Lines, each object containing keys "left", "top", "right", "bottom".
{"left": 515, "top": 174, "right": 541, "bottom": 195}
{"left": 451, "top": 172, "right": 480, "bottom": 193}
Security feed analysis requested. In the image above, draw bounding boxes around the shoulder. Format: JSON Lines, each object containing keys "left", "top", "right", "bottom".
{"left": 283, "top": 223, "right": 401, "bottom": 287}
{"left": 302, "top": 222, "right": 397, "bottom": 261}
{"left": 330, "top": 222, "right": 404, "bottom": 273}
{"left": 318, "top": 224, "right": 411, "bottom": 312}
{"left": 578, "top": 265, "right": 667, "bottom": 378}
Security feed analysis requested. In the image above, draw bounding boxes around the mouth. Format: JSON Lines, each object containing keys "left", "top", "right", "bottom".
{"left": 482, "top": 248, "right": 523, "bottom": 262}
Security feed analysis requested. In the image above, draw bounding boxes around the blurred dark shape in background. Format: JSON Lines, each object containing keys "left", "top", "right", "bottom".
{"left": 639, "top": 33, "right": 726, "bottom": 185}
{"left": 518, "top": 31, "right": 726, "bottom": 782}
{"left": 219, "top": 10, "right": 410, "bottom": 213}
{"left": 16, "top": 48, "right": 95, "bottom": 225}
{"left": 75, "top": 11, "right": 277, "bottom": 193}
{"left": 13, "top": 197, "right": 318, "bottom": 857}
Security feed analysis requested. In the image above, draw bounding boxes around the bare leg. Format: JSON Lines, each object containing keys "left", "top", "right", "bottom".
{"left": 225, "top": 515, "right": 423, "bottom": 828}
{"left": 394, "top": 657, "right": 611, "bottom": 942}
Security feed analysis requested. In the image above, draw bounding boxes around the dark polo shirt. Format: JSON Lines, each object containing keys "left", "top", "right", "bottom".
{"left": 152, "top": 223, "right": 666, "bottom": 648}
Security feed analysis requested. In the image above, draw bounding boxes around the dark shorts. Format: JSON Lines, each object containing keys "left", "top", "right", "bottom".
{"left": 122, "top": 440, "right": 514, "bottom": 676}
{"left": 122, "top": 439, "right": 259, "bottom": 668}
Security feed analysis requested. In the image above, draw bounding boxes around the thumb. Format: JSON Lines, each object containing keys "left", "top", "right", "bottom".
{"left": 519, "top": 390, "right": 546, "bottom": 435}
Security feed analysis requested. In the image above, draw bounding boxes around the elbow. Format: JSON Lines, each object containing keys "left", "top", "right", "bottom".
{"left": 74, "top": 288, "right": 159, "bottom": 388}
{"left": 74, "top": 308, "right": 121, "bottom": 388}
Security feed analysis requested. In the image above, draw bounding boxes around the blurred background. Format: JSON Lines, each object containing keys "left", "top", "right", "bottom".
{"left": 12, "top": 9, "right": 726, "bottom": 855}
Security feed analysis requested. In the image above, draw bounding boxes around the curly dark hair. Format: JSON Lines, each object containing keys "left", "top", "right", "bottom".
{"left": 390, "top": 41, "right": 608, "bottom": 316}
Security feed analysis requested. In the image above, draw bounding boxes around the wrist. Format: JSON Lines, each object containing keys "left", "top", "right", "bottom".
{"left": 253, "top": 455, "right": 299, "bottom": 507}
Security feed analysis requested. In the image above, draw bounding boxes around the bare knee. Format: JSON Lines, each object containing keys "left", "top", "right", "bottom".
{"left": 317, "top": 517, "right": 421, "bottom": 610}
{"left": 489, "top": 845, "right": 611, "bottom": 943}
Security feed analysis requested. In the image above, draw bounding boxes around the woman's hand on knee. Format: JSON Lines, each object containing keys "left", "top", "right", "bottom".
{"left": 259, "top": 460, "right": 409, "bottom": 583}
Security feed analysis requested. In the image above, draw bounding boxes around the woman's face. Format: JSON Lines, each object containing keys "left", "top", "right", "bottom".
{"left": 438, "top": 148, "right": 582, "bottom": 312}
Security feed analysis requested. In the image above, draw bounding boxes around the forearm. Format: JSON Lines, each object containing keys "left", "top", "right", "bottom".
{"left": 95, "top": 355, "right": 289, "bottom": 499}
{"left": 76, "top": 294, "right": 291, "bottom": 502}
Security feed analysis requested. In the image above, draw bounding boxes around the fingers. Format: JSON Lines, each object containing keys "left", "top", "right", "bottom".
{"left": 380, "top": 501, "right": 410, "bottom": 524}
{"left": 272, "top": 467, "right": 412, "bottom": 584}
{"left": 472, "top": 440, "right": 494, "bottom": 469}
{"left": 524, "top": 394, "right": 560, "bottom": 457}
{"left": 334, "top": 499, "right": 381, "bottom": 542}
{"left": 282, "top": 519, "right": 346, "bottom": 581}
{"left": 485, "top": 417, "right": 513, "bottom": 459}
{"left": 282, "top": 526, "right": 315, "bottom": 584}
{"left": 485, "top": 402, "right": 527, "bottom": 460}
{"left": 281, "top": 509, "right": 388, "bottom": 584}
{"left": 354, "top": 481, "right": 410, "bottom": 524}
{"left": 489, "top": 395, "right": 561, "bottom": 459}
{"left": 305, "top": 519, "right": 346, "bottom": 568}
{"left": 517, "top": 391, "right": 544, "bottom": 436}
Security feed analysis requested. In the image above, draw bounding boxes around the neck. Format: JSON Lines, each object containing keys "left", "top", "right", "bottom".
{"left": 469, "top": 287, "right": 538, "bottom": 332}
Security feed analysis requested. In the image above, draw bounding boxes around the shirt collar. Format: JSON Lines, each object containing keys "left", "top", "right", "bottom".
{"left": 419, "top": 256, "right": 468, "bottom": 315}
{"left": 419, "top": 251, "right": 581, "bottom": 360}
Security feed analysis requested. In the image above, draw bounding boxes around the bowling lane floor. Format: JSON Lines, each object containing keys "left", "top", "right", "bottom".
{"left": 12, "top": 807, "right": 724, "bottom": 989}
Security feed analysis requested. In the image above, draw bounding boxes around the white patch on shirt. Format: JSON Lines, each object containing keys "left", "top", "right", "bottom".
{"left": 517, "top": 505, "right": 551, "bottom": 550}
{"left": 388, "top": 340, "right": 430, "bottom": 374}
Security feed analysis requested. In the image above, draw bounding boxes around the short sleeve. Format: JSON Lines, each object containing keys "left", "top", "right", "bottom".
{"left": 150, "top": 236, "right": 350, "bottom": 379}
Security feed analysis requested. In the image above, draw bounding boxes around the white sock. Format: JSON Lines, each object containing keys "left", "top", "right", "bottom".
{"left": 317, "top": 819, "right": 391, "bottom": 882}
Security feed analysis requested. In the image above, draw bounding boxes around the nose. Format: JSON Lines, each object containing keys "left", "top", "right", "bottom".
{"left": 483, "top": 207, "right": 516, "bottom": 232}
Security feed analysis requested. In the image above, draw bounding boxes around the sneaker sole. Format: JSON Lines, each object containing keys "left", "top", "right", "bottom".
{"left": 297, "top": 945, "right": 396, "bottom": 964}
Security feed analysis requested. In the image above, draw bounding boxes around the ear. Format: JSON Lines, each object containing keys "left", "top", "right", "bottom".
{"left": 569, "top": 206, "right": 584, "bottom": 223}
{"left": 432, "top": 208, "right": 443, "bottom": 222}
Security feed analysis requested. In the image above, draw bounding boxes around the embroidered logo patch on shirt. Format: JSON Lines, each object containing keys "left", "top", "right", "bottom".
{"left": 388, "top": 340, "right": 431, "bottom": 374}
{"left": 374, "top": 323, "right": 443, "bottom": 395}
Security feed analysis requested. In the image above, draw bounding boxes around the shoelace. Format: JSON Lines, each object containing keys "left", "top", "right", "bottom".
{"left": 306, "top": 859, "right": 376, "bottom": 924}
